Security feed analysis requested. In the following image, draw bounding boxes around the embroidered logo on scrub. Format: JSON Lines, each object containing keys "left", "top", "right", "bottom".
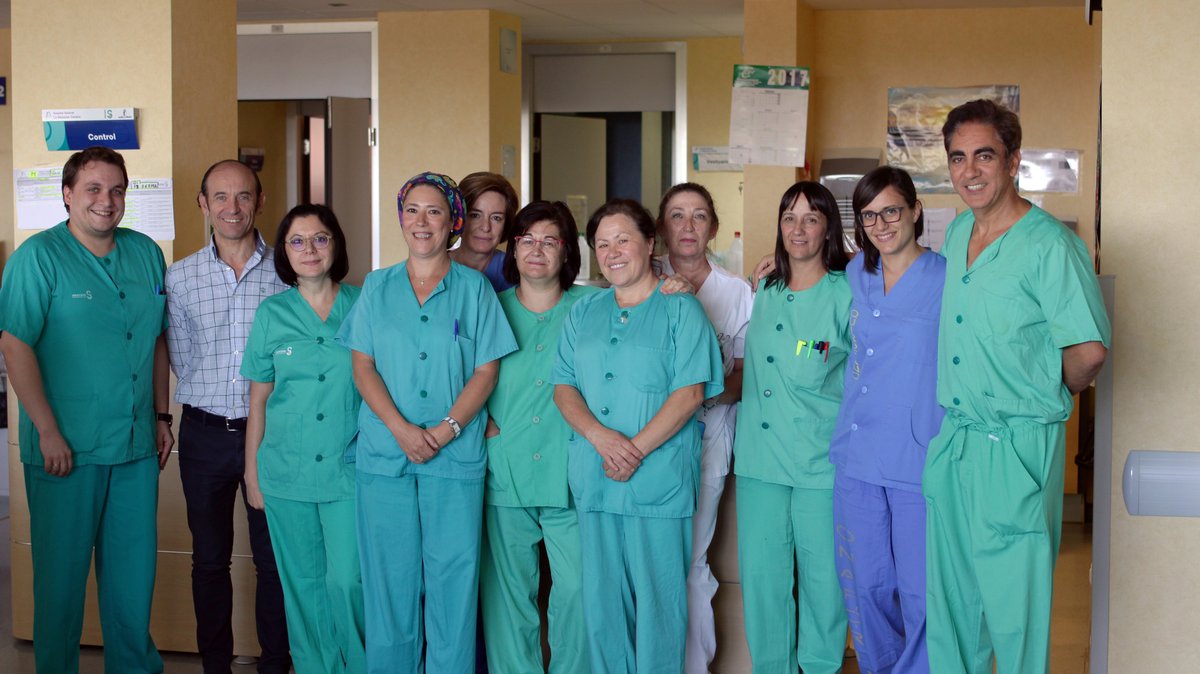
{"left": 274, "top": 346, "right": 293, "bottom": 356}
{"left": 796, "top": 339, "right": 831, "bottom": 362}
{"left": 70, "top": 290, "right": 94, "bottom": 300}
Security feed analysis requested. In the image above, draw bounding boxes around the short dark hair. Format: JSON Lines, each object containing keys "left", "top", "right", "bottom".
{"left": 62, "top": 146, "right": 128, "bottom": 212}
{"left": 764, "top": 181, "right": 849, "bottom": 290}
{"left": 655, "top": 182, "right": 721, "bottom": 243}
{"left": 502, "top": 200, "right": 581, "bottom": 291}
{"left": 199, "top": 159, "right": 263, "bottom": 199}
{"left": 585, "top": 198, "right": 656, "bottom": 249}
{"left": 852, "top": 167, "right": 924, "bottom": 275}
{"left": 942, "top": 99, "right": 1022, "bottom": 157}
{"left": 460, "top": 171, "right": 520, "bottom": 244}
{"left": 273, "top": 203, "right": 350, "bottom": 287}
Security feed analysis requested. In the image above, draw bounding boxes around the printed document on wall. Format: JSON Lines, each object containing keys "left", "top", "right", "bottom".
{"left": 729, "top": 65, "right": 810, "bottom": 167}
{"left": 15, "top": 168, "right": 175, "bottom": 240}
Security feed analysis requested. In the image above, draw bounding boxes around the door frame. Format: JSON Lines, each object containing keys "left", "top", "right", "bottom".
{"left": 236, "top": 21, "right": 380, "bottom": 270}
{"left": 522, "top": 41, "right": 688, "bottom": 206}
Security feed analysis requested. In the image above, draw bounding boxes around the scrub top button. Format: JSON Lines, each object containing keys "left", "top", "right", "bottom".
{"left": 866, "top": 348, "right": 874, "bottom": 356}
{"left": 103, "top": 258, "right": 111, "bottom": 265}
{"left": 419, "top": 390, "right": 428, "bottom": 398}
{"left": 532, "top": 416, "right": 541, "bottom": 424}
{"left": 620, "top": 311, "right": 629, "bottom": 320}
{"left": 315, "top": 454, "right": 324, "bottom": 462}
{"left": 610, "top": 337, "right": 618, "bottom": 345}
{"left": 535, "top": 379, "right": 544, "bottom": 386}
{"left": 953, "top": 397, "right": 961, "bottom": 406}
{"left": 316, "top": 337, "right": 324, "bottom": 344}
{"left": 872, "top": 309, "right": 881, "bottom": 317}
{"left": 318, "top": 374, "right": 326, "bottom": 382}
{"left": 786, "top": 294, "right": 795, "bottom": 302}
{"left": 418, "top": 352, "right": 427, "bottom": 360}
{"left": 952, "top": 356, "right": 961, "bottom": 365}
{"left": 126, "top": 332, "right": 133, "bottom": 340}
{"left": 119, "top": 291, "right": 126, "bottom": 299}
{"left": 316, "top": 413, "right": 325, "bottom": 421}
{"left": 420, "top": 315, "right": 429, "bottom": 322}
{"left": 538, "top": 316, "right": 546, "bottom": 322}
{"left": 605, "top": 372, "right": 614, "bottom": 380}
{"left": 763, "top": 389, "right": 772, "bottom": 398}
{"left": 861, "top": 385, "right": 868, "bottom": 394}
{"left": 851, "top": 423, "right": 858, "bottom": 431}
{"left": 962, "top": 276, "right": 971, "bottom": 284}
{"left": 775, "top": 323, "right": 784, "bottom": 332}
{"left": 955, "top": 315, "right": 964, "bottom": 324}
{"left": 535, "top": 344, "right": 545, "bottom": 352}
{"left": 761, "top": 421, "right": 770, "bottom": 429}
{"left": 601, "top": 407, "right": 610, "bottom": 415}
{"left": 766, "top": 355, "right": 775, "bottom": 363}
{"left": 131, "top": 374, "right": 138, "bottom": 381}
{"left": 533, "top": 452, "right": 542, "bottom": 461}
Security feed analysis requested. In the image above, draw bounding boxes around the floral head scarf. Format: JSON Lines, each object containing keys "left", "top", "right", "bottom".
{"left": 397, "top": 171, "right": 466, "bottom": 249}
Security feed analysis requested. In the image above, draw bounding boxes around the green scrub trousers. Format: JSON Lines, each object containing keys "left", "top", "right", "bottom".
{"left": 736, "top": 476, "right": 847, "bottom": 674}
{"left": 263, "top": 496, "right": 365, "bottom": 674}
{"left": 25, "top": 456, "right": 163, "bottom": 674}
{"left": 480, "top": 504, "right": 587, "bottom": 673}
{"left": 923, "top": 420, "right": 1065, "bottom": 674}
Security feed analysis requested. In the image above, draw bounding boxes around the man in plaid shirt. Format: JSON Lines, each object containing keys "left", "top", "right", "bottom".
{"left": 165, "top": 159, "right": 291, "bottom": 674}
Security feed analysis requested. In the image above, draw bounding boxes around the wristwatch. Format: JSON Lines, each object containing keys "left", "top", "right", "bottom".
{"left": 157, "top": 412, "right": 174, "bottom": 426}
{"left": 441, "top": 416, "right": 462, "bottom": 439}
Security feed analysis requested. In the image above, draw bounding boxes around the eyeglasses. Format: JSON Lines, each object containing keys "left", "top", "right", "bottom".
{"left": 286, "top": 234, "right": 332, "bottom": 251}
{"left": 515, "top": 235, "right": 564, "bottom": 251}
{"left": 858, "top": 206, "right": 906, "bottom": 227}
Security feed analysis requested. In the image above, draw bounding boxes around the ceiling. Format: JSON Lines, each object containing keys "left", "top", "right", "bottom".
{"left": 0, "top": 1, "right": 1082, "bottom": 38}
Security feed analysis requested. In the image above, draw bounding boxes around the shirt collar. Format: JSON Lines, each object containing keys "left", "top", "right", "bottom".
{"left": 206, "top": 230, "right": 269, "bottom": 266}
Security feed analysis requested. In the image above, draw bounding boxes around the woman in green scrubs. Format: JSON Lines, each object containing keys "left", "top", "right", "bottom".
{"left": 480, "top": 200, "right": 596, "bottom": 673}
{"left": 734, "top": 181, "right": 852, "bottom": 674}
{"left": 553, "top": 198, "right": 723, "bottom": 673}
{"left": 242, "top": 204, "right": 364, "bottom": 673}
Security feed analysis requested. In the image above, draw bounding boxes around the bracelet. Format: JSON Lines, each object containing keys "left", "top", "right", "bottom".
{"left": 157, "top": 412, "right": 174, "bottom": 426}
{"left": 442, "top": 416, "right": 462, "bottom": 439}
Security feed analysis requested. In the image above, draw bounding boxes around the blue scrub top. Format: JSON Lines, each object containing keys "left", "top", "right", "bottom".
{"left": 829, "top": 252, "right": 946, "bottom": 492}
{"left": 552, "top": 285, "right": 723, "bottom": 518}
{"left": 484, "top": 250, "right": 513, "bottom": 293}
{"left": 336, "top": 261, "right": 517, "bottom": 479}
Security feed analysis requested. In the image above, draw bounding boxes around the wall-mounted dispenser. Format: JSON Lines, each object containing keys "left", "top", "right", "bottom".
{"left": 1122, "top": 450, "right": 1200, "bottom": 517}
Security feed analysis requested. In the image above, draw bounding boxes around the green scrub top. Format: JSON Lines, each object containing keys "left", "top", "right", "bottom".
{"left": 241, "top": 284, "right": 362, "bottom": 502}
{"left": 0, "top": 222, "right": 167, "bottom": 467}
{"left": 937, "top": 205, "right": 1111, "bottom": 429}
{"left": 335, "top": 261, "right": 517, "bottom": 480}
{"left": 486, "top": 284, "right": 599, "bottom": 509}
{"left": 734, "top": 272, "right": 852, "bottom": 489}
{"left": 552, "top": 286, "right": 724, "bottom": 518}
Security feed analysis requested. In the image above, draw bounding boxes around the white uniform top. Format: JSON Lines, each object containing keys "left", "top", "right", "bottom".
{"left": 659, "top": 255, "right": 752, "bottom": 478}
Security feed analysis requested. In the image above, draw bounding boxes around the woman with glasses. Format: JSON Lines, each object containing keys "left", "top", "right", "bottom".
{"left": 734, "top": 181, "right": 852, "bottom": 674}
{"left": 479, "top": 201, "right": 596, "bottom": 673}
{"left": 336, "top": 172, "right": 518, "bottom": 673}
{"left": 828, "top": 166, "right": 944, "bottom": 674}
{"left": 553, "top": 198, "right": 723, "bottom": 673}
{"left": 454, "top": 171, "right": 520, "bottom": 292}
{"left": 654, "top": 182, "right": 752, "bottom": 674}
{"left": 242, "top": 203, "right": 365, "bottom": 673}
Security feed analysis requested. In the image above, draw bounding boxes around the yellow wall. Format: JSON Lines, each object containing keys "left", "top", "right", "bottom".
{"left": 0, "top": 28, "right": 11, "bottom": 275}
{"left": 685, "top": 37, "right": 745, "bottom": 253}
{"left": 811, "top": 8, "right": 1101, "bottom": 255}
{"left": 237, "top": 100, "right": 289, "bottom": 244}
{"left": 1102, "top": 0, "right": 1200, "bottom": 668}
{"left": 377, "top": 10, "right": 521, "bottom": 266}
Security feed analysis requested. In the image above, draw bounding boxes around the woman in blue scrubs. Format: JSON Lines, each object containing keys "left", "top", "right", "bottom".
{"left": 243, "top": 204, "right": 365, "bottom": 674}
{"left": 828, "top": 167, "right": 945, "bottom": 674}
{"left": 454, "top": 171, "right": 520, "bottom": 292}
{"left": 336, "top": 172, "right": 517, "bottom": 674}
{"left": 734, "top": 181, "right": 852, "bottom": 674}
{"left": 553, "top": 198, "right": 723, "bottom": 673}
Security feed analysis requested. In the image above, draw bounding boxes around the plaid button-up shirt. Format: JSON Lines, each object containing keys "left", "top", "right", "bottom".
{"left": 165, "top": 234, "right": 288, "bottom": 419}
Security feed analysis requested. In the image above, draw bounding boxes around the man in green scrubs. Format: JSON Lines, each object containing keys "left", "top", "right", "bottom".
{"left": 924, "top": 100, "right": 1111, "bottom": 674}
{"left": 0, "top": 146, "right": 174, "bottom": 673}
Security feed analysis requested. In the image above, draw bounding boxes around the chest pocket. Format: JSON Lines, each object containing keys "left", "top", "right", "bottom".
{"left": 628, "top": 345, "right": 671, "bottom": 393}
{"left": 784, "top": 341, "right": 836, "bottom": 393}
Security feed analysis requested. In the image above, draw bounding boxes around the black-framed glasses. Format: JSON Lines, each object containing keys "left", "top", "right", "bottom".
{"left": 515, "top": 235, "right": 564, "bottom": 251}
{"left": 287, "top": 234, "right": 332, "bottom": 251}
{"left": 858, "top": 205, "right": 906, "bottom": 227}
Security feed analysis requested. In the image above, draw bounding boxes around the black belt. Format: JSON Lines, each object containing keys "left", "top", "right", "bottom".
{"left": 182, "top": 405, "right": 248, "bottom": 432}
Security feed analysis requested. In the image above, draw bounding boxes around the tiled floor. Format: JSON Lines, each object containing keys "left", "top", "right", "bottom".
{"left": 0, "top": 493, "right": 1092, "bottom": 673}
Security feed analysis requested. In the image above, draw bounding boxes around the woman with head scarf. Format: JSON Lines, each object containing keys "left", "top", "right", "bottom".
{"left": 336, "top": 172, "right": 517, "bottom": 673}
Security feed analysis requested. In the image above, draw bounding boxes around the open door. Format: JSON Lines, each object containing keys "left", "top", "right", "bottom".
{"left": 539, "top": 114, "right": 606, "bottom": 222}
{"left": 326, "top": 96, "right": 373, "bottom": 285}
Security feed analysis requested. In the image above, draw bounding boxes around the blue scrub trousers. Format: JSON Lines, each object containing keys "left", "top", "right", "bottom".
{"left": 24, "top": 456, "right": 163, "bottom": 674}
{"left": 577, "top": 510, "right": 691, "bottom": 674}
{"left": 356, "top": 471, "right": 484, "bottom": 674}
{"left": 178, "top": 414, "right": 291, "bottom": 674}
{"left": 263, "top": 496, "right": 365, "bottom": 674}
{"left": 833, "top": 473, "right": 928, "bottom": 674}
